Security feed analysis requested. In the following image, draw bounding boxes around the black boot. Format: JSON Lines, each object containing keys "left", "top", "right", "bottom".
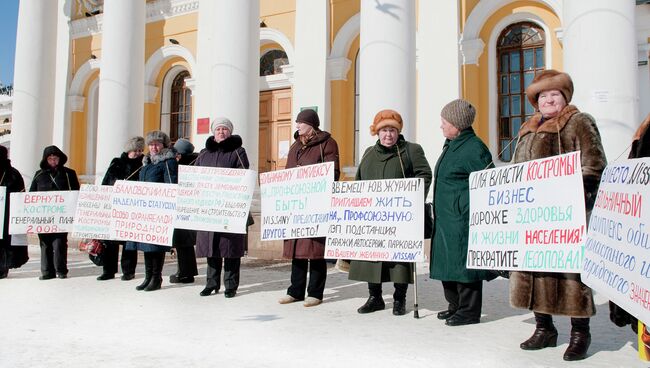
{"left": 136, "top": 253, "right": 152, "bottom": 291}
{"left": 144, "top": 252, "right": 164, "bottom": 292}
{"left": 357, "top": 296, "right": 385, "bottom": 314}
{"left": 520, "top": 313, "right": 558, "bottom": 350}
{"left": 564, "top": 318, "right": 591, "bottom": 361}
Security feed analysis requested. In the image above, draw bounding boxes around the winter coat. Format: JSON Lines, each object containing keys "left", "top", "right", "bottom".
{"left": 282, "top": 130, "right": 340, "bottom": 260}
{"left": 101, "top": 152, "right": 143, "bottom": 185}
{"left": 0, "top": 159, "right": 25, "bottom": 249}
{"left": 429, "top": 128, "right": 496, "bottom": 283}
{"left": 125, "top": 148, "right": 177, "bottom": 253}
{"left": 348, "top": 135, "right": 432, "bottom": 284}
{"left": 509, "top": 105, "right": 606, "bottom": 317}
{"left": 172, "top": 152, "right": 198, "bottom": 248}
{"left": 195, "top": 135, "right": 249, "bottom": 259}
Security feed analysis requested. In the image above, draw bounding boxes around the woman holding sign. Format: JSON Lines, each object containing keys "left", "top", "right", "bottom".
{"left": 430, "top": 99, "right": 496, "bottom": 326}
{"left": 30, "top": 145, "right": 80, "bottom": 280}
{"left": 0, "top": 146, "right": 26, "bottom": 279}
{"left": 278, "top": 108, "right": 340, "bottom": 307}
{"left": 349, "top": 109, "right": 432, "bottom": 316}
{"left": 126, "top": 131, "right": 177, "bottom": 292}
{"left": 510, "top": 70, "right": 606, "bottom": 361}
{"left": 195, "top": 118, "right": 250, "bottom": 298}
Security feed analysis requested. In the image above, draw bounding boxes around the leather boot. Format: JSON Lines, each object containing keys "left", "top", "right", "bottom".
{"left": 563, "top": 331, "right": 591, "bottom": 361}
{"left": 136, "top": 253, "right": 153, "bottom": 291}
{"left": 357, "top": 295, "right": 385, "bottom": 314}
{"left": 520, "top": 327, "right": 558, "bottom": 350}
{"left": 144, "top": 252, "right": 164, "bottom": 292}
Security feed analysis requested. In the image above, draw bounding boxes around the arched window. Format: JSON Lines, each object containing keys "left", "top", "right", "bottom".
{"left": 497, "top": 22, "right": 545, "bottom": 161}
{"left": 170, "top": 70, "right": 192, "bottom": 141}
{"left": 260, "top": 50, "right": 288, "bottom": 76}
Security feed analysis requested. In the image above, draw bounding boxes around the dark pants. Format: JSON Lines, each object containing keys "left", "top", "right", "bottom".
{"left": 0, "top": 247, "right": 7, "bottom": 276}
{"left": 102, "top": 241, "right": 137, "bottom": 276}
{"left": 206, "top": 257, "right": 240, "bottom": 292}
{"left": 368, "top": 282, "right": 408, "bottom": 301}
{"left": 39, "top": 234, "right": 68, "bottom": 276}
{"left": 534, "top": 312, "right": 590, "bottom": 333}
{"left": 174, "top": 246, "right": 198, "bottom": 278}
{"left": 442, "top": 280, "right": 483, "bottom": 320}
{"left": 287, "top": 258, "right": 327, "bottom": 300}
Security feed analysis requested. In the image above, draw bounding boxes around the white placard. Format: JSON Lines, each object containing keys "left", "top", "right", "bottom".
{"left": 9, "top": 191, "right": 79, "bottom": 234}
{"left": 71, "top": 184, "right": 113, "bottom": 240}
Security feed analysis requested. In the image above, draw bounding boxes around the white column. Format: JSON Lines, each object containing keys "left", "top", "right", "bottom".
{"left": 563, "top": 0, "right": 638, "bottom": 161}
{"left": 417, "top": 0, "right": 460, "bottom": 185}
{"left": 10, "top": 0, "right": 58, "bottom": 180}
{"left": 358, "top": 0, "right": 416, "bottom": 156}
{"left": 208, "top": 0, "right": 260, "bottom": 169}
{"left": 52, "top": 0, "right": 73, "bottom": 152}
{"left": 292, "top": 0, "right": 330, "bottom": 130}
{"left": 95, "top": 0, "right": 145, "bottom": 178}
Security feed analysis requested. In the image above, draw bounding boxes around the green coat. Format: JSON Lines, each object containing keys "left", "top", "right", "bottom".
{"left": 429, "top": 128, "right": 496, "bottom": 283}
{"left": 348, "top": 136, "right": 432, "bottom": 284}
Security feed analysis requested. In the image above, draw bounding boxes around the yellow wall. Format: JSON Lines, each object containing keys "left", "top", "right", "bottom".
{"left": 461, "top": 1, "right": 561, "bottom": 144}
{"left": 261, "top": 0, "right": 296, "bottom": 45}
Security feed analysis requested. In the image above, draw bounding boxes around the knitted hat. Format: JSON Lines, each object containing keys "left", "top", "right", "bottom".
{"left": 211, "top": 117, "right": 234, "bottom": 134}
{"left": 440, "top": 99, "right": 475, "bottom": 131}
{"left": 369, "top": 109, "right": 403, "bottom": 136}
{"left": 296, "top": 109, "right": 320, "bottom": 129}
{"left": 124, "top": 136, "right": 145, "bottom": 153}
{"left": 145, "top": 130, "right": 171, "bottom": 148}
{"left": 174, "top": 138, "right": 195, "bottom": 155}
{"left": 525, "top": 69, "right": 573, "bottom": 109}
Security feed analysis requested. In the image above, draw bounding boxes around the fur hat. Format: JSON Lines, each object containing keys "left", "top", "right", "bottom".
{"left": 370, "top": 109, "right": 403, "bottom": 136}
{"left": 174, "top": 138, "right": 195, "bottom": 155}
{"left": 124, "top": 136, "right": 145, "bottom": 153}
{"left": 145, "top": 130, "right": 171, "bottom": 148}
{"left": 296, "top": 109, "right": 320, "bottom": 129}
{"left": 525, "top": 70, "right": 574, "bottom": 109}
{"left": 440, "top": 99, "right": 475, "bottom": 131}
{"left": 211, "top": 117, "right": 234, "bottom": 134}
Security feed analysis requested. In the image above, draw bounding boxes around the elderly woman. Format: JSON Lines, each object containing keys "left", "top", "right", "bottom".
{"left": 349, "top": 109, "right": 432, "bottom": 316}
{"left": 430, "top": 99, "right": 495, "bottom": 326}
{"left": 97, "top": 136, "right": 144, "bottom": 281}
{"left": 277, "top": 109, "right": 340, "bottom": 307}
{"left": 0, "top": 146, "right": 25, "bottom": 279}
{"left": 195, "top": 118, "right": 249, "bottom": 298}
{"left": 510, "top": 70, "right": 606, "bottom": 361}
{"left": 126, "top": 131, "right": 177, "bottom": 292}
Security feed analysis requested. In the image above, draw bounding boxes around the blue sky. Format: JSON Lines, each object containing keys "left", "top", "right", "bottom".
{"left": 0, "top": 0, "right": 18, "bottom": 86}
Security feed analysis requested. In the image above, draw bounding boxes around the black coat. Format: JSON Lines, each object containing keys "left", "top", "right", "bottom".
{"left": 0, "top": 159, "right": 25, "bottom": 248}
{"left": 30, "top": 146, "right": 80, "bottom": 192}
{"left": 173, "top": 152, "right": 198, "bottom": 248}
{"left": 101, "top": 152, "right": 143, "bottom": 185}
{"left": 195, "top": 135, "right": 249, "bottom": 258}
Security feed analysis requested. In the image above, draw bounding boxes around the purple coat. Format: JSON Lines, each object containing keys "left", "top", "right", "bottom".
{"left": 195, "top": 135, "right": 249, "bottom": 258}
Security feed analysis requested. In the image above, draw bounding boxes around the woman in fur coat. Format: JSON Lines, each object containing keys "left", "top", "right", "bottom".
{"left": 510, "top": 70, "right": 607, "bottom": 361}
{"left": 125, "top": 131, "right": 177, "bottom": 292}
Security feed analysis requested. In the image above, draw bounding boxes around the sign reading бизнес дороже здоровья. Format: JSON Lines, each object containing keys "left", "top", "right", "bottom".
{"left": 581, "top": 157, "right": 650, "bottom": 326}
{"left": 467, "top": 151, "right": 586, "bottom": 273}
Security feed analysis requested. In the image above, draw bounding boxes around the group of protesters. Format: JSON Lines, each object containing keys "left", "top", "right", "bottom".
{"left": 1, "top": 69, "right": 647, "bottom": 362}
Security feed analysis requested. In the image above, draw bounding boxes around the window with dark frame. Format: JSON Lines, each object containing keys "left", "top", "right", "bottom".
{"left": 260, "top": 50, "right": 289, "bottom": 76}
{"left": 170, "top": 70, "right": 192, "bottom": 142}
{"left": 497, "top": 22, "right": 545, "bottom": 161}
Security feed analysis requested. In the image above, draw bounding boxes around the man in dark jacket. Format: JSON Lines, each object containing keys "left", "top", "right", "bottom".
{"left": 30, "top": 145, "right": 80, "bottom": 279}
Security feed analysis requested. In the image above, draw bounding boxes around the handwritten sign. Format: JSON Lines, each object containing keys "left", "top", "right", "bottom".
{"left": 176, "top": 165, "right": 256, "bottom": 234}
{"left": 9, "top": 191, "right": 79, "bottom": 234}
{"left": 110, "top": 181, "right": 176, "bottom": 247}
{"left": 260, "top": 162, "right": 334, "bottom": 241}
{"left": 467, "top": 151, "right": 586, "bottom": 273}
{"left": 71, "top": 184, "right": 113, "bottom": 240}
{"left": 581, "top": 158, "right": 650, "bottom": 325}
{"left": 325, "top": 178, "right": 425, "bottom": 262}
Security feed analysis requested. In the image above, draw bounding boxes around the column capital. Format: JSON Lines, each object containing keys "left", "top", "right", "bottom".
{"left": 184, "top": 77, "right": 197, "bottom": 95}
{"left": 327, "top": 57, "right": 352, "bottom": 81}
{"left": 460, "top": 38, "right": 484, "bottom": 65}
{"left": 68, "top": 95, "right": 86, "bottom": 112}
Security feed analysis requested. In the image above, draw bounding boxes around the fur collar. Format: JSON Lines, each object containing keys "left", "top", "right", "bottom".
{"left": 518, "top": 105, "right": 580, "bottom": 137}
{"left": 143, "top": 148, "right": 175, "bottom": 166}
{"left": 292, "top": 130, "right": 332, "bottom": 148}
{"left": 205, "top": 135, "right": 243, "bottom": 152}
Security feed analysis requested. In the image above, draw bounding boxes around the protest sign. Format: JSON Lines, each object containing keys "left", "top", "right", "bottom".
{"left": 325, "top": 177, "right": 425, "bottom": 262}
{"left": 9, "top": 191, "right": 79, "bottom": 234}
{"left": 71, "top": 184, "right": 113, "bottom": 240}
{"left": 110, "top": 181, "right": 176, "bottom": 247}
{"left": 581, "top": 158, "right": 650, "bottom": 325}
{"left": 467, "top": 151, "right": 586, "bottom": 273}
{"left": 260, "top": 162, "right": 334, "bottom": 241}
{"left": 176, "top": 165, "right": 256, "bottom": 234}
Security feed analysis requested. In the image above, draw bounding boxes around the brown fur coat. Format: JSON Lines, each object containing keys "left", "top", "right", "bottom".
{"left": 509, "top": 105, "right": 607, "bottom": 317}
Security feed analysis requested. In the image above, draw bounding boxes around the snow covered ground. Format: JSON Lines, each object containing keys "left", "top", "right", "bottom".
{"left": 0, "top": 246, "right": 645, "bottom": 368}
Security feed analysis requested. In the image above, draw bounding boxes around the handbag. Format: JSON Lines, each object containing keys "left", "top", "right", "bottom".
{"left": 80, "top": 239, "right": 104, "bottom": 266}
{"left": 424, "top": 202, "right": 434, "bottom": 240}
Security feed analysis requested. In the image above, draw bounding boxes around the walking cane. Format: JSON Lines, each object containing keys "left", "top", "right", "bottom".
{"left": 413, "top": 263, "right": 419, "bottom": 319}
